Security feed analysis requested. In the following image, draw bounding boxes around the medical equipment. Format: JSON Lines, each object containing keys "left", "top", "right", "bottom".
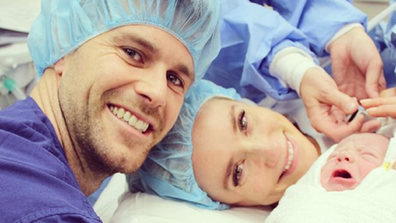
{"left": 0, "top": 42, "right": 36, "bottom": 110}
{"left": 347, "top": 105, "right": 376, "bottom": 122}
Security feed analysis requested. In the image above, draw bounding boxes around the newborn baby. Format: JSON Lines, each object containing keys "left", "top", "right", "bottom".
{"left": 320, "top": 133, "right": 389, "bottom": 191}
{"left": 265, "top": 133, "right": 396, "bottom": 223}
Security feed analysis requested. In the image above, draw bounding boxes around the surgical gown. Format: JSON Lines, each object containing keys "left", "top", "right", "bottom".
{"left": 205, "top": 0, "right": 367, "bottom": 102}
{"left": 0, "top": 97, "right": 102, "bottom": 222}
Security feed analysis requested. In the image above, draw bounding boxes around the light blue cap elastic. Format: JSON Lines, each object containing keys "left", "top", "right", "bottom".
{"left": 128, "top": 80, "right": 242, "bottom": 210}
{"left": 28, "top": 0, "right": 221, "bottom": 81}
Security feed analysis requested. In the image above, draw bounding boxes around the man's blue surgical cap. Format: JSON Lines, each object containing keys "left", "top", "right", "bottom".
{"left": 128, "top": 80, "right": 241, "bottom": 210}
{"left": 28, "top": 0, "right": 221, "bottom": 80}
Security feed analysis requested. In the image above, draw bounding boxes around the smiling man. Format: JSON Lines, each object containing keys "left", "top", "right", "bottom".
{"left": 0, "top": 0, "right": 220, "bottom": 222}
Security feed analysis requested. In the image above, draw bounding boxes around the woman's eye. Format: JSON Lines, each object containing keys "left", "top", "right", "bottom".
{"left": 233, "top": 163, "right": 243, "bottom": 187}
{"left": 123, "top": 48, "right": 142, "bottom": 62}
{"left": 238, "top": 110, "right": 248, "bottom": 131}
{"left": 167, "top": 73, "right": 184, "bottom": 88}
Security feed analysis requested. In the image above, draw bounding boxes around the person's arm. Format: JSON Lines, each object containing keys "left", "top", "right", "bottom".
{"left": 208, "top": 0, "right": 365, "bottom": 141}
{"left": 206, "top": 0, "right": 315, "bottom": 102}
{"left": 251, "top": 0, "right": 367, "bottom": 57}
{"left": 271, "top": 48, "right": 369, "bottom": 142}
{"left": 327, "top": 27, "right": 386, "bottom": 99}
{"left": 254, "top": 0, "right": 386, "bottom": 100}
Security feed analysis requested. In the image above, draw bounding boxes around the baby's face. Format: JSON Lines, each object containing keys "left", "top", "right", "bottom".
{"left": 321, "top": 133, "right": 389, "bottom": 191}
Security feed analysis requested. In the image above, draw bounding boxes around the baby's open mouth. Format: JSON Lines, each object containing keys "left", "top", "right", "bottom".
{"left": 332, "top": 169, "right": 352, "bottom": 179}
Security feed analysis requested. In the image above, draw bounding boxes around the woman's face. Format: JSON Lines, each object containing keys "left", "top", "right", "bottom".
{"left": 191, "top": 98, "right": 319, "bottom": 206}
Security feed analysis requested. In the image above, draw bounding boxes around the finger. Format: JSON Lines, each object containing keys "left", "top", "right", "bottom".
{"left": 330, "top": 106, "right": 349, "bottom": 123}
{"left": 378, "top": 72, "right": 387, "bottom": 93}
{"left": 360, "top": 97, "right": 396, "bottom": 108}
{"left": 380, "top": 87, "right": 396, "bottom": 97}
{"left": 314, "top": 114, "right": 364, "bottom": 142}
{"left": 323, "top": 90, "right": 359, "bottom": 114}
{"left": 365, "top": 60, "right": 384, "bottom": 98}
{"left": 333, "top": 115, "right": 365, "bottom": 142}
{"left": 360, "top": 120, "right": 382, "bottom": 133}
{"left": 365, "top": 104, "right": 396, "bottom": 118}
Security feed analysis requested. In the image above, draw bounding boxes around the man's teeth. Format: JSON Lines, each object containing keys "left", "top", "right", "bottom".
{"left": 285, "top": 141, "right": 294, "bottom": 171}
{"left": 110, "top": 106, "right": 149, "bottom": 133}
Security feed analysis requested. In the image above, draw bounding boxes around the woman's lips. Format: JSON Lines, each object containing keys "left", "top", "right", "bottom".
{"left": 279, "top": 137, "right": 298, "bottom": 182}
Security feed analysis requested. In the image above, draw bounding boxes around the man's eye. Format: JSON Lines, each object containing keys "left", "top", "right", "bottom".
{"left": 233, "top": 162, "right": 243, "bottom": 187}
{"left": 167, "top": 73, "right": 184, "bottom": 88}
{"left": 238, "top": 110, "right": 248, "bottom": 131}
{"left": 123, "top": 48, "right": 142, "bottom": 62}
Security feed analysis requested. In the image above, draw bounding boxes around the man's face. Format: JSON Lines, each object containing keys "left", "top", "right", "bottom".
{"left": 321, "top": 133, "right": 389, "bottom": 191}
{"left": 58, "top": 25, "right": 194, "bottom": 174}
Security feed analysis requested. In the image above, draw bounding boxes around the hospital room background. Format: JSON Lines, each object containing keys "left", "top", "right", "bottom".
{"left": 1, "top": 0, "right": 395, "bottom": 222}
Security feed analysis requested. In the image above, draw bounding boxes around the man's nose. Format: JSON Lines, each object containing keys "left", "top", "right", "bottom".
{"left": 135, "top": 69, "right": 168, "bottom": 108}
{"left": 336, "top": 151, "right": 354, "bottom": 163}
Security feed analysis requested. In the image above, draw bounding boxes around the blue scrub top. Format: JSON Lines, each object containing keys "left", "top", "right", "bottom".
{"left": 0, "top": 97, "right": 102, "bottom": 223}
{"left": 251, "top": 0, "right": 367, "bottom": 56}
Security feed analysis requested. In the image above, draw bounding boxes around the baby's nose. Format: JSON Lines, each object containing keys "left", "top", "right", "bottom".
{"left": 336, "top": 151, "right": 354, "bottom": 163}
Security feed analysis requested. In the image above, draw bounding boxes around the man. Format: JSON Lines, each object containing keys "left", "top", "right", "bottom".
{"left": 0, "top": 0, "right": 220, "bottom": 222}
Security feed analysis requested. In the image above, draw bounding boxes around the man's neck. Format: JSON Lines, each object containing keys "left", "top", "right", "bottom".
{"left": 30, "top": 70, "right": 106, "bottom": 195}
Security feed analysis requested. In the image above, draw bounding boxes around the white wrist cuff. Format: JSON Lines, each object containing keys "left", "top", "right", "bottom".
{"left": 269, "top": 47, "right": 319, "bottom": 95}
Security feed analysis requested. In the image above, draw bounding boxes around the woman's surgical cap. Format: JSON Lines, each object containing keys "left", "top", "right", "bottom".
{"left": 128, "top": 80, "right": 241, "bottom": 210}
{"left": 28, "top": 0, "right": 221, "bottom": 80}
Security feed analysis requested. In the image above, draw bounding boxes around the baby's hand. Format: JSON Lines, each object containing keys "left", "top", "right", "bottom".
{"left": 361, "top": 87, "right": 396, "bottom": 118}
{"left": 393, "top": 162, "right": 396, "bottom": 170}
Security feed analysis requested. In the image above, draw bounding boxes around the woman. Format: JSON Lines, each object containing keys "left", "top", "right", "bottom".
{"left": 127, "top": 79, "right": 378, "bottom": 210}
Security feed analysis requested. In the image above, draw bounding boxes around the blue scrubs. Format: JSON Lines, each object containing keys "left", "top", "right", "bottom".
{"left": 251, "top": 0, "right": 367, "bottom": 56}
{"left": 205, "top": 0, "right": 367, "bottom": 102}
{"left": 0, "top": 97, "right": 101, "bottom": 223}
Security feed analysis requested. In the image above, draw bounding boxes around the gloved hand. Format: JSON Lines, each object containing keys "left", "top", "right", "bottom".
{"left": 328, "top": 27, "right": 386, "bottom": 100}
{"left": 361, "top": 87, "right": 396, "bottom": 118}
{"left": 300, "top": 67, "right": 380, "bottom": 142}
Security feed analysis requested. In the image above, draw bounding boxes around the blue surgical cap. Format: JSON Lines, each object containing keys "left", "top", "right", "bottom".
{"left": 28, "top": 0, "right": 221, "bottom": 81}
{"left": 128, "top": 80, "right": 241, "bottom": 210}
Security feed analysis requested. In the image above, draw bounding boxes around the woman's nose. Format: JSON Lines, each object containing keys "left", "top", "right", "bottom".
{"left": 253, "top": 144, "right": 281, "bottom": 168}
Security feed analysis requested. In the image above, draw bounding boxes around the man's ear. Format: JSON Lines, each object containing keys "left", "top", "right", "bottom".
{"left": 53, "top": 58, "right": 65, "bottom": 76}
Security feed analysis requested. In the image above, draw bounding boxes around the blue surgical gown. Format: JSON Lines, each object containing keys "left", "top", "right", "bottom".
{"left": 252, "top": 0, "right": 367, "bottom": 56}
{"left": 205, "top": 0, "right": 367, "bottom": 102}
{"left": 0, "top": 97, "right": 102, "bottom": 222}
